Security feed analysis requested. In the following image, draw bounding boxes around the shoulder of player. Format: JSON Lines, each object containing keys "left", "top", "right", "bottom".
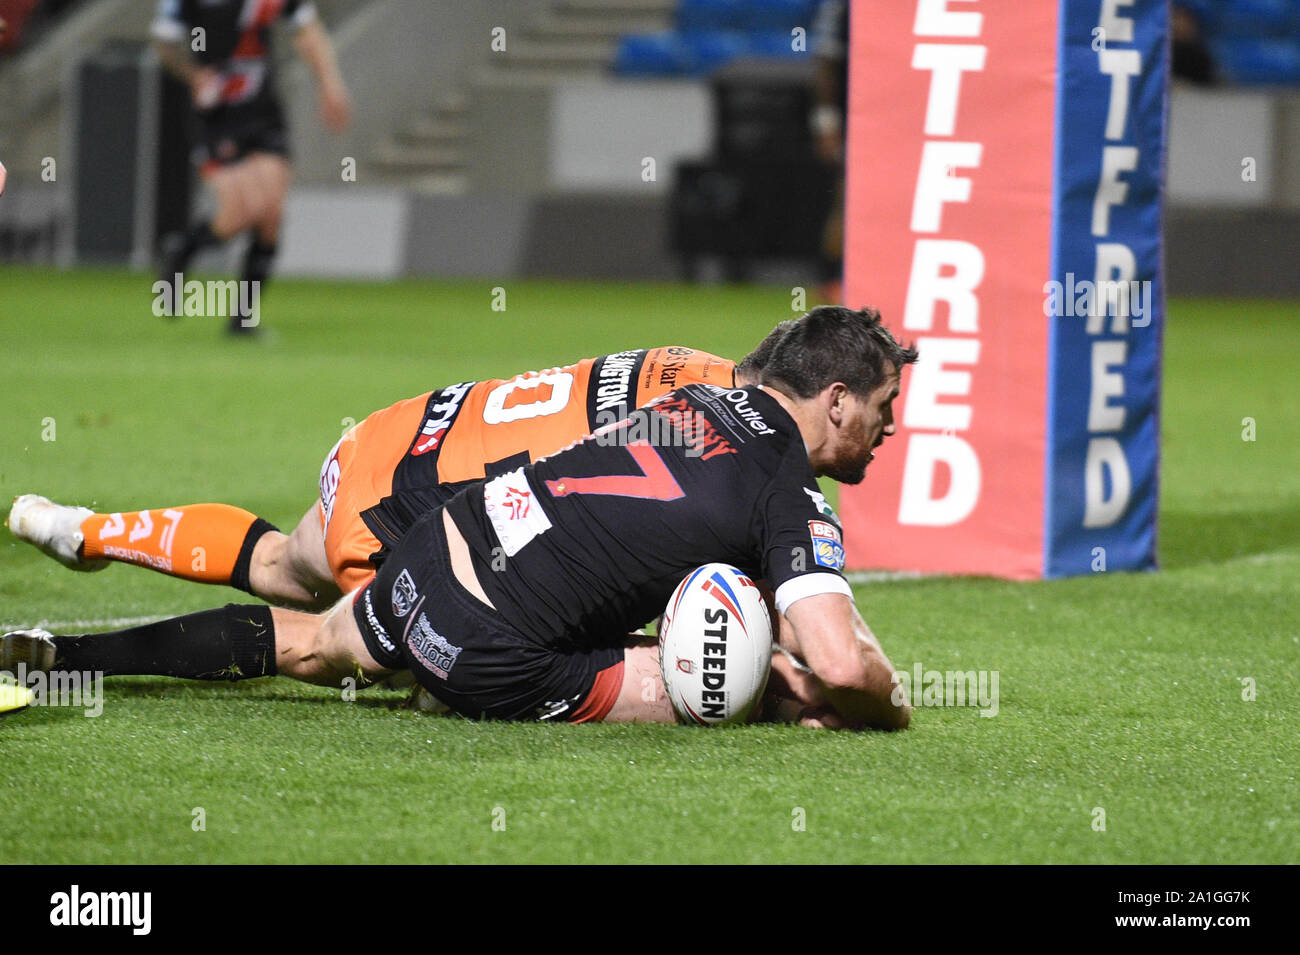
{"left": 673, "top": 382, "right": 797, "bottom": 438}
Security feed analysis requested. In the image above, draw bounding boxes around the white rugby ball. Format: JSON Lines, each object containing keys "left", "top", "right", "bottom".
{"left": 658, "top": 563, "right": 773, "bottom": 726}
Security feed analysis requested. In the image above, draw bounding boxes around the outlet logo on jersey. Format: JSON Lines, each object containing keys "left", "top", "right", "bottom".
{"left": 809, "top": 520, "right": 845, "bottom": 570}
{"left": 412, "top": 381, "right": 474, "bottom": 456}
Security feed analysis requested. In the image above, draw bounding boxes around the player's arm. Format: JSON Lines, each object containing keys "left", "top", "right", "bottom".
{"left": 783, "top": 592, "right": 910, "bottom": 731}
{"left": 292, "top": 8, "right": 351, "bottom": 133}
{"left": 150, "top": 1, "right": 218, "bottom": 101}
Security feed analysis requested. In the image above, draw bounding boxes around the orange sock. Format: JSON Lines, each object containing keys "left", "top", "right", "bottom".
{"left": 80, "top": 504, "right": 276, "bottom": 590}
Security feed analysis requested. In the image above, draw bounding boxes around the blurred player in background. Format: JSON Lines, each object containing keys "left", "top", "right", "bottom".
{"left": 151, "top": 0, "right": 351, "bottom": 334}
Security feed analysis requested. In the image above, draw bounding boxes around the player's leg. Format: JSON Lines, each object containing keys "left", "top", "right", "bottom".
{"left": 249, "top": 501, "right": 341, "bottom": 611}
{"left": 233, "top": 153, "right": 291, "bottom": 332}
{"left": 600, "top": 644, "right": 675, "bottom": 724}
{"left": 9, "top": 493, "right": 278, "bottom": 588}
{"left": 3, "top": 593, "right": 392, "bottom": 690}
{"left": 272, "top": 590, "right": 395, "bottom": 687}
{"left": 206, "top": 160, "right": 263, "bottom": 239}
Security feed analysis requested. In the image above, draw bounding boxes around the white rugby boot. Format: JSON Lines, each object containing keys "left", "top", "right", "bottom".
{"left": 0, "top": 628, "right": 57, "bottom": 673}
{"left": 7, "top": 494, "right": 109, "bottom": 572}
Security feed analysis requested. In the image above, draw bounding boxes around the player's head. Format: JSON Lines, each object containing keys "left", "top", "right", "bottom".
{"left": 759, "top": 306, "right": 918, "bottom": 484}
{"left": 735, "top": 319, "right": 796, "bottom": 385}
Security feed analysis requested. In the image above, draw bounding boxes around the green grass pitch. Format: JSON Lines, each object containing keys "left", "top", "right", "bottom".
{"left": 1, "top": 266, "right": 1296, "bottom": 864}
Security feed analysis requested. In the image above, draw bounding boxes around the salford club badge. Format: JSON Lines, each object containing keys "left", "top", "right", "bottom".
{"left": 392, "top": 569, "right": 418, "bottom": 618}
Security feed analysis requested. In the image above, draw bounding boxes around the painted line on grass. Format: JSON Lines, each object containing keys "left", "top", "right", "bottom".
{"left": 0, "top": 614, "right": 170, "bottom": 632}
{"left": 845, "top": 570, "right": 930, "bottom": 585}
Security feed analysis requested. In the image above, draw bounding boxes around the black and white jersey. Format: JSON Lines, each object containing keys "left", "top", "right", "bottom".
{"left": 446, "top": 384, "right": 851, "bottom": 651}
{"left": 151, "top": 0, "right": 317, "bottom": 110}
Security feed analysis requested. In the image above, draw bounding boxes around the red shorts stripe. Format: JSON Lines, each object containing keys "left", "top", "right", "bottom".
{"left": 570, "top": 659, "right": 625, "bottom": 724}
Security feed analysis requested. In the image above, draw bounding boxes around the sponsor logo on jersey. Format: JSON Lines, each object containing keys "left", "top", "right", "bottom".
{"left": 318, "top": 438, "right": 344, "bottom": 531}
{"left": 655, "top": 348, "right": 694, "bottom": 388}
{"left": 412, "top": 381, "right": 474, "bottom": 456}
{"left": 483, "top": 469, "right": 554, "bottom": 556}
{"left": 391, "top": 569, "right": 418, "bottom": 618}
{"left": 647, "top": 395, "right": 736, "bottom": 460}
{"left": 407, "top": 613, "right": 462, "bottom": 681}
{"left": 809, "top": 520, "right": 846, "bottom": 571}
{"left": 362, "top": 588, "right": 396, "bottom": 656}
{"left": 594, "top": 350, "right": 643, "bottom": 413}
{"left": 502, "top": 485, "right": 531, "bottom": 519}
{"left": 722, "top": 389, "right": 777, "bottom": 435}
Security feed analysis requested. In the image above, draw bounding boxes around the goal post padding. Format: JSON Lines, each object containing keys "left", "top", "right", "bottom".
{"left": 840, "top": 0, "right": 1167, "bottom": 579}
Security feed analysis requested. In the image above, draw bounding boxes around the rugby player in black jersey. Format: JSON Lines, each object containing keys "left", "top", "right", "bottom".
{"left": 152, "top": 0, "right": 350, "bottom": 333}
{"left": 4, "top": 308, "right": 917, "bottom": 730}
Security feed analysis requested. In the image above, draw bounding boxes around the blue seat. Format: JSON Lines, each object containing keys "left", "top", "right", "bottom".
{"left": 740, "top": 0, "right": 819, "bottom": 33}
{"left": 746, "top": 30, "right": 807, "bottom": 58}
{"left": 682, "top": 29, "right": 748, "bottom": 74}
{"left": 678, "top": 0, "right": 743, "bottom": 32}
{"left": 1212, "top": 36, "right": 1300, "bottom": 84}
{"left": 613, "top": 32, "right": 692, "bottom": 76}
{"left": 1214, "top": 0, "right": 1295, "bottom": 38}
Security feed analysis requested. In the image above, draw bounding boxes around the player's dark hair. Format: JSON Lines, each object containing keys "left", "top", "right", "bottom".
{"left": 759, "top": 305, "right": 918, "bottom": 399}
{"left": 736, "top": 319, "right": 796, "bottom": 382}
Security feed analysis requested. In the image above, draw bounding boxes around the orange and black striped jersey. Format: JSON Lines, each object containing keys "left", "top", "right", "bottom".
{"left": 393, "top": 347, "right": 736, "bottom": 490}
{"left": 320, "top": 347, "right": 735, "bottom": 591}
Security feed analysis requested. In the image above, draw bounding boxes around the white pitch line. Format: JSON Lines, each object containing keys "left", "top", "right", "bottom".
{"left": 844, "top": 570, "right": 930, "bottom": 585}
{"left": 0, "top": 614, "right": 170, "bottom": 632}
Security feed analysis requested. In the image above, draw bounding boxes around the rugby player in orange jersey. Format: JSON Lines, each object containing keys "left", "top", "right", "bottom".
{"left": 9, "top": 331, "right": 785, "bottom": 612}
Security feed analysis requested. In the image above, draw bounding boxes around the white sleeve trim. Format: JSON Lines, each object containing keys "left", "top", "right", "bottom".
{"left": 774, "top": 573, "right": 852, "bottom": 616}
{"left": 293, "top": 2, "right": 320, "bottom": 27}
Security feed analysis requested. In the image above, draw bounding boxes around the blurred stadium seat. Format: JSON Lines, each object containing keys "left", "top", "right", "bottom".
{"left": 1178, "top": 0, "right": 1300, "bottom": 84}
{"left": 1212, "top": 36, "right": 1300, "bottom": 85}
{"left": 615, "top": 0, "right": 816, "bottom": 76}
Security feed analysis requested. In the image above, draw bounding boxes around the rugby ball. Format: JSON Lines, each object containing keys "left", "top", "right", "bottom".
{"left": 658, "top": 564, "right": 773, "bottom": 726}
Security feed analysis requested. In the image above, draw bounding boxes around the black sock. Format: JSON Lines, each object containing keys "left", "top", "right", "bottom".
{"left": 230, "top": 517, "right": 279, "bottom": 595}
{"left": 53, "top": 604, "right": 277, "bottom": 681}
{"left": 242, "top": 235, "right": 277, "bottom": 289}
{"left": 181, "top": 220, "right": 218, "bottom": 261}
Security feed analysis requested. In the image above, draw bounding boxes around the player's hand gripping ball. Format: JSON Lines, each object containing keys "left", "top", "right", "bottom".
{"left": 658, "top": 564, "right": 773, "bottom": 725}
{"left": 0, "top": 159, "right": 7, "bottom": 197}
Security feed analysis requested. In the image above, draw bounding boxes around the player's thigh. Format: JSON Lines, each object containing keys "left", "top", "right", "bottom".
{"left": 205, "top": 165, "right": 256, "bottom": 231}
{"left": 273, "top": 592, "right": 394, "bottom": 685}
{"left": 602, "top": 644, "right": 675, "bottom": 724}
{"left": 319, "top": 590, "right": 394, "bottom": 682}
{"left": 247, "top": 153, "right": 290, "bottom": 216}
{"left": 282, "top": 501, "right": 341, "bottom": 602}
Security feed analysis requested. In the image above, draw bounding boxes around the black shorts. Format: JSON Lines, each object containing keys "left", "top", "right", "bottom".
{"left": 353, "top": 506, "right": 624, "bottom": 722}
{"left": 195, "top": 101, "right": 289, "bottom": 170}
